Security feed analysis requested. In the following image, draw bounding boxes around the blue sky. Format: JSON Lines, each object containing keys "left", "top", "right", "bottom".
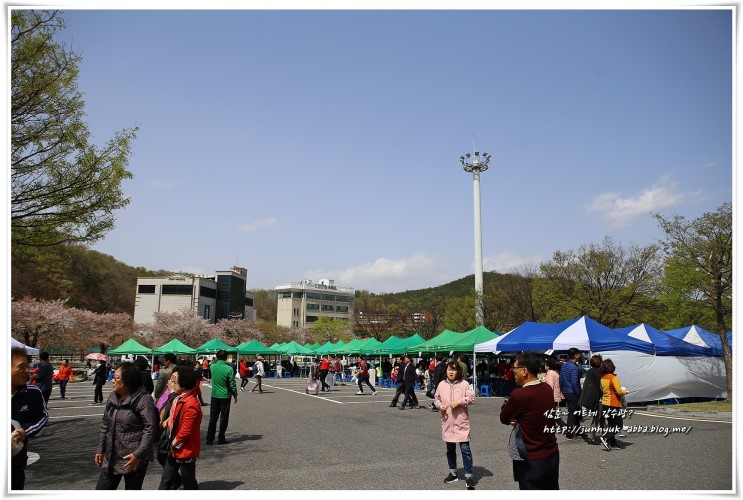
{"left": 45, "top": 7, "right": 733, "bottom": 293}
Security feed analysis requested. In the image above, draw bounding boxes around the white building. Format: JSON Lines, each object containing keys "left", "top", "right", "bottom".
{"left": 275, "top": 279, "right": 354, "bottom": 329}
{"left": 134, "top": 266, "right": 256, "bottom": 324}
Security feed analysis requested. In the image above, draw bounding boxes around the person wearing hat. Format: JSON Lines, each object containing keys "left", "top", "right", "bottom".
{"left": 250, "top": 356, "right": 265, "bottom": 394}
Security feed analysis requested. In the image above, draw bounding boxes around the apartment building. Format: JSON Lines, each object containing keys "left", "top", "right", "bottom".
{"left": 275, "top": 278, "right": 354, "bottom": 329}
{"left": 134, "top": 266, "right": 256, "bottom": 324}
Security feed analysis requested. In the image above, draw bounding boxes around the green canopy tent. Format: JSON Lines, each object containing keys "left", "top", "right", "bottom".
{"left": 354, "top": 338, "right": 383, "bottom": 355}
{"left": 236, "top": 339, "right": 278, "bottom": 355}
{"left": 195, "top": 338, "right": 237, "bottom": 354}
{"left": 408, "top": 330, "right": 464, "bottom": 354}
{"left": 277, "top": 341, "right": 313, "bottom": 355}
{"left": 335, "top": 338, "right": 365, "bottom": 355}
{"left": 312, "top": 341, "right": 336, "bottom": 355}
{"left": 366, "top": 335, "right": 400, "bottom": 355}
{"left": 450, "top": 326, "right": 499, "bottom": 352}
{"left": 153, "top": 339, "right": 196, "bottom": 355}
{"left": 107, "top": 338, "right": 153, "bottom": 355}
{"left": 305, "top": 342, "right": 321, "bottom": 351}
{"left": 394, "top": 333, "right": 427, "bottom": 353}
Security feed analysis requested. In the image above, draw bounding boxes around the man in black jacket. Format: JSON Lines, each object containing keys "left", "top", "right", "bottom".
{"left": 428, "top": 355, "right": 447, "bottom": 412}
{"left": 11, "top": 347, "right": 49, "bottom": 490}
{"left": 399, "top": 354, "right": 418, "bottom": 410}
{"left": 389, "top": 356, "right": 405, "bottom": 407}
{"left": 91, "top": 359, "right": 108, "bottom": 405}
{"left": 32, "top": 351, "right": 54, "bottom": 403}
{"left": 579, "top": 354, "right": 604, "bottom": 445}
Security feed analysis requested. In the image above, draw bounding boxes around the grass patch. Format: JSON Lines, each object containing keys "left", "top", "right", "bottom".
{"left": 649, "top": 400, "right": 732, "bottom": 412}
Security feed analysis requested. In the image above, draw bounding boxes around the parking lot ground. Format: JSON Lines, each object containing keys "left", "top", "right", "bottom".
{"left": 24, "top": 377, "right": 733, "bottom": 491}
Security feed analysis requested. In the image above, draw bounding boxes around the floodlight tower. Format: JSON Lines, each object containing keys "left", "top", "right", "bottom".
{"left": 459, "top": 150, "right": 492, "bottom": 326}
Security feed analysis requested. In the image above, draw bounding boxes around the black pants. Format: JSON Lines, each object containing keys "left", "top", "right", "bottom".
{"left": 95, "top": 463, "right": 149, "bottom": 490}
{"left": 391, "top": 384, "right": 405, "bottom": 405}
{"left": 513, "top": 453, "right": 559, "bottom": 490}
{"left": 240, "top": 377, "right": 250, "bottom": 389}
{"left": 11, "top": 468, "right": 24, "bottom": 490}
{"left": 252, "top": 375, "right": 263, "bottom": 392}
{"left": 319, "top": 369, "right": 330, "bottom": 390}
{"left": 159, "top": 455, "right": 198, "bottom": 490}
{"left": 41, "top": 390, "right": 51, "bottom": 404}
{"left": 59, "top": 380, "right": 68, "bottom": 398}
{"left": 94, "top": 383, "right": 104, "bottom": 403}
{"left": 206, "top": 397, "right": 231, "bottom": 443}
{"left": 564, "top": 394, "right": 582, "bottom": 438}
{"left": 401, "top": 385, "right": 417, "bottom": 408}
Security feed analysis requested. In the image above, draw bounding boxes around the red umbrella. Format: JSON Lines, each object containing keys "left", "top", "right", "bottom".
{"left": 86, "top": 353, "right": 109, "bottom": 361}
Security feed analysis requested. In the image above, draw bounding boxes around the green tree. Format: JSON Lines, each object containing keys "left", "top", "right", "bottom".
{"left": 310, "top": 317, "right": 353, "bottom": 344}
{"left": 443, "top": 294, "right": 477, "bottom": 332}
{"left": 11, "top": 10, "right": 136, "bottom": 250}
{"left": 536, "top": 237, "right": 662, "bottom": 327}
{"left": 654, "top": 202, "right": 732, "bottom": 400}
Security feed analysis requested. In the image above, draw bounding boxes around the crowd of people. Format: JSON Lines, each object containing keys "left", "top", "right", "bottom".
{"left": 11, "top": 344, "right": 630, "bottom": 491}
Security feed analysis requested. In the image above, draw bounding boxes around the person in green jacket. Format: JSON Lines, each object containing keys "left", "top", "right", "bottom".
{"left": 205, "top": 350, "right": 237, "bottom": 445}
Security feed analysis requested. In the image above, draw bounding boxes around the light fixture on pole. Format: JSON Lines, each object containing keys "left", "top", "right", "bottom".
{"left": 459, "top": 150, "right": 491, "bottom": 326}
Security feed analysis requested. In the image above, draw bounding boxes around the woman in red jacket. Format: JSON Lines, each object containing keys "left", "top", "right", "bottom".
{"left": 158, "top": 366, "right": 203, "bottom": 490}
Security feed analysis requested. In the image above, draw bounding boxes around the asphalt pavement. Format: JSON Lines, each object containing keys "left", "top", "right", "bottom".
{"left": 23, "top": 376, "right": 733, "bottom": 491}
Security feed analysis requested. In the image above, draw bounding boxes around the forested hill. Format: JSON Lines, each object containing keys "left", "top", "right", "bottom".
{"left": 11, "top": 244, "right": 490, "bottom": 319}
{"left": 12, "top": 244, "right": 171, "bottom": 315}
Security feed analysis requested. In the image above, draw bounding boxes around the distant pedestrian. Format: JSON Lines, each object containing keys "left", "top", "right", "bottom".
{"left": 91, "top": 359, "right": 108, "bottom": 405}
{"left": 158, "top": 366, "right": 203, "bottom": 490}
{"left": 318, "top": 355, "right": 331, "bottom": 392}
{"left": 32, "top": 351, "right": 54, "bottom": 403}
{"left": 435, "top": 361, "right": 476, "bottom": 490}
{"left": 250, "top": 356, "right": 265, "bottom": 394}
{"left": 500, "top": 351, "right": 559, "bottom": 490}
{"left": 355, "top": 355, "right": 377, "bottom": 395}
{"left": 239, "top": 357, "right": 251, "bottom": 391}
{"left": 580, "top": 354, "right": 604, "bottom": 445}
{"left": 559, "top": 348, "right": 583, "bottom": 439}
{"left": 95, "top": 362, "right": 158, "bottom": 490}
{"left": 11, "top": 347, "right": 49, "bottom": 490}
{"left": 543, "top": 357, "right": 566, "bottom": 430}
{"left": 134, "top": 357, "right": 154, "bottom": 396}
{"left": 205, "top": 350, "right": 238, "bottom": 445}
{"left": 599, "top": 359, "right": 629, "bottom": 451}
{"left": 154, "top": 353, "right": 177, "bottom": 401}
{"left": 398, "top": 354, "right": 418, "bottom": 409}
{"left": 389, "top": 356, "right": 404, "bottom": 407}
{"left": 57, "top": 359, "right": 74, "bottom": 399}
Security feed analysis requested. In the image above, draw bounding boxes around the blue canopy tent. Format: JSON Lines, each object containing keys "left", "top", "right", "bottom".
{"left": 474, "top": 316, "right": 654, "bottom": 355}
{"left": 664, "top": 325, "right": 728, "bottom": 356}
{"left": 614, "top": 323, "right": 716, "bottom": 357}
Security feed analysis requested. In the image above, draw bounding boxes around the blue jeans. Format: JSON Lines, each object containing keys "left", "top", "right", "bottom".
{"left": 446, "top": 441, "right": 473, "bottom": 476}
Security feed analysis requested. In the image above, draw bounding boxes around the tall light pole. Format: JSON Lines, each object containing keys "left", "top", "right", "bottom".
{"left": 460, "top": 150, "right": 491, "bottom": 326}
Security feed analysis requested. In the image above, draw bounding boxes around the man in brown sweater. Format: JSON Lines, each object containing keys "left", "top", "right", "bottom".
{"left": 500, "top": 351, "right": 560, "bottom": 490}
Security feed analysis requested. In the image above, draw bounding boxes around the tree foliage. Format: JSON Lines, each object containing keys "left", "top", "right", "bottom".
{"left": 309, "top": 317, "right": 353, "bottom": 344}
{"left": 11, "top": 10, "right": 136, "bottom": 250}
{"left": 654, "top": 202, "right": 733, "bottom": 400}
{"left": 536, "top": 237, "right": 662, "bottom": 327}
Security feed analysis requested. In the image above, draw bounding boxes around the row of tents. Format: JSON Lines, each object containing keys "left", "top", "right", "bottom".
{"left": 58, "top": 315, "right": 729, "bottom": 404}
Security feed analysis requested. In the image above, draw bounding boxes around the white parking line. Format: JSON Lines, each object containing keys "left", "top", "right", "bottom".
{"left": 633, "top": 411, "right": 732, "bottom": 424}
{"left": 263, "top": 384, "right": 344, "bottom": 404}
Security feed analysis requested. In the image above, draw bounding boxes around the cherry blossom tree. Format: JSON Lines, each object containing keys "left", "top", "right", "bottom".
{"left": 140, "top": 309, "right": 212, "bottom": 348}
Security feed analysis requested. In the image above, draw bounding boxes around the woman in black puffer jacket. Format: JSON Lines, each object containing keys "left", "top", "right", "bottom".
{"left": 94, "top": 362, "right": 158, "bottom": 490}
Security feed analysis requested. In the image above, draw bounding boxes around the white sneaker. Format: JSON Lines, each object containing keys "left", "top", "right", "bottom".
{"left": 372, "top": 391, "right": 377, "bottom": 396}
{"left": 356, "top": 391, "right": 363, "bottom": 395}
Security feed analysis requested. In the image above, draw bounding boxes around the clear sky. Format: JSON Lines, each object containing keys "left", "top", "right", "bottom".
{"left": 34, "top": 6, "right": 734, "bottom": 293}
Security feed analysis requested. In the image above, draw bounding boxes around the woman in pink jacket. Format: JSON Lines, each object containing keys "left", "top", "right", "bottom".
{"left": 434, "top": 361, "right": 476, "bottom": 490}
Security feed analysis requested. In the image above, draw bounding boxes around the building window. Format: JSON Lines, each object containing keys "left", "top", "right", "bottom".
{"left": 138, "top": 284, "right": 156, "bottom": 294}
{"left": 321, "top": 305, "right": 334, "bottom": 311}
{"left": 306, "top": 304, "right": 320, "bottom": 311}
{"left": 306, "top": 292, "right": 322, "bottom": 300}
{"left": 277, "top": 292, "right": 293, "bottom": 299}
{"left": 162, "top": 284, "right": 192, "bottom": 295}
{"left": 200, "top": 286, "right": 217, "bottom": 299}
{"left": 306, "top": 316, "right": 319, "bottom": 323}
{"left": 292, "top": 292, "right": 303, "bottom": 299}
{"left": 203, "top": 305, "right": 211, "bottom": 320}
{"left": 336, "top": 306, "right": 348, "bottom": 313}
{"left": 321, "top": 294, "right": 336, "bottom": 301}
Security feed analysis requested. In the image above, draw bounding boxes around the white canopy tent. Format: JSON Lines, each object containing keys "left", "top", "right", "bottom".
{"left": 11, "top": 337, "right": 40, "bottom": 356}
